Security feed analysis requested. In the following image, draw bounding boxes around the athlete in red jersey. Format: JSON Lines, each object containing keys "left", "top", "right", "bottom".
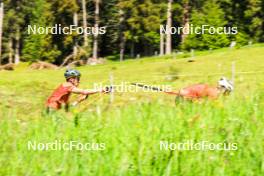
{"left": 164, "top": 77, "right": 234, "bottom": 100}
{"left": 46, "top": 69, "right": 108, "bottom": 112}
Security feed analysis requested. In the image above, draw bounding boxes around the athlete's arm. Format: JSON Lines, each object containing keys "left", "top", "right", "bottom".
{"left": 71, "top": 87, "right": 104, "bottom": 95}
{"left": 71, "top": 88, "right": 110, "bottom": 106}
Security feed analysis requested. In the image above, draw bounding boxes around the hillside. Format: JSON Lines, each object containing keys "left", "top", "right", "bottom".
{"left": 0, "top": 45, "right": 264, "bottom": 175}
{"left": 1, "top": 44, "right": 264, "bottom": 118}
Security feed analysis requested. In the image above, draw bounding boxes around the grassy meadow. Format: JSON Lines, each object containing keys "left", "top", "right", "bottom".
{"left": 0, "top": 44, "right": 264, "bottom": 175}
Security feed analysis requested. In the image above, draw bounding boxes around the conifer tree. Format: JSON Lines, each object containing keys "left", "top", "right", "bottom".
{"left": 23, "top": 0, "right": 60, "bottom": 63}
{"left": 182, "top": 0, "right": 229, "bottom": 50}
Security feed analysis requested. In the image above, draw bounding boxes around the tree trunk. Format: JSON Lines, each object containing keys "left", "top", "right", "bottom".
{"left": 0, "top": 3, "right": 4, "bottom": 65}
{"left": 130, "top": 42, "right": 135, "bottom": 58}
{"left": 181, "top": 0, "right": 190, "bottom": 44}
{"left": 92, "top": 0, "right": 100, "bottom": 60}
{"left": 60, "top": 54, "right": 74, "bottom": 67}
{"left": 82, "top": 0, "right": 88, "bottom": 47}
{"left": 120, "top": 36, "right": 125, "bottom": 61}
{"left": 73, "top": 12, "right": 78, "bottom": 60}
{"left": 166, "top": 0, "right": 173, "bottom": 55}
{"left": 14, "top": 30, "right": 20, "bottom": 64}
{"left": 160, "top": 32, "right": 164, "bottom": 56}
{"left": 119, "top": 9, "right": 125, "bottom": 61}
{"left": 8, "top": 39, "right": 13, "bottom": 64}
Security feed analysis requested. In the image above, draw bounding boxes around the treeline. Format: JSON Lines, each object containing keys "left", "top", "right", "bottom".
{"left": 0, "top": 0, "right": 263, "bottom": 65}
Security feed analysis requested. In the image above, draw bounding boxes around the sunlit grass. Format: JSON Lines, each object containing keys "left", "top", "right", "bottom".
{"left": 0, "top": 44, "right": 264, "bottom": 175}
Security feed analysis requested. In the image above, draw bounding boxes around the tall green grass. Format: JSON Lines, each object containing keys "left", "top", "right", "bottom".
{"left": 1, "top": 44, "right": 264, "bottom": 175}
{"left": 1, "top": 90, "right": 263, "bottom": 175}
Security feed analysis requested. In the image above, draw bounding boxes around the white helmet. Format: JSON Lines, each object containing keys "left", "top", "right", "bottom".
{"left": 218, "top": 77, "right": 234, "bottom": 91}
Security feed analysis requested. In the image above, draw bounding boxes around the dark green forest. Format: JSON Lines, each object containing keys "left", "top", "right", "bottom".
{"left": 0, "top": 0, "right": 263, "bottom": 65}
